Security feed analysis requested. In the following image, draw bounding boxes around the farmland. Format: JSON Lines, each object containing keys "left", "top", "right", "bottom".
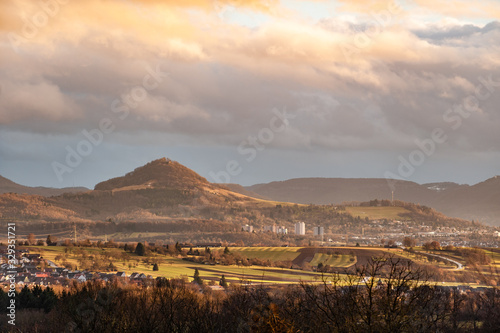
{"left": 228, "top": 246, "right": 302, "bottom": 262}
{"left": 22, "top": 245, "right": 500, "bottom": 287}
{"left": 345, "top": 206, "right": 409, "bottom": 220}
{"left": 27, "top": 246, "right": 328, "bottom": 284}
{"left": 309, "top": 253, "right": 355, "bottom": 267}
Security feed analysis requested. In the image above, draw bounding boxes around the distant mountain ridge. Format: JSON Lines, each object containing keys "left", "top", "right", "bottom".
{"left": 244, "top": 176, "right": 500, "bottom": 226}
{"left": 0, "top": 175, "right": 88, "bottom": 197}
{"left": 1, "top": 159, "right": 498, "bottom": 226}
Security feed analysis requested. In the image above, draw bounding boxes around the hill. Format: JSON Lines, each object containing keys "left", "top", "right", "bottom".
{"left": 223, "top": 183, "right": 269, "bottom": 200}
{"left": 0, "top": 158, "right": 260, "bottom": 222}
{"left": 245, "top": 177, "right": 500, "bottom": 226}
{"left": 0, "top": 175, "right": 88, "bottom": 196}
{"left": 0, "top": 158, "right": 488, "bottom": 247}
{"left": 94, "top": 158, "right": 211, "bottom": 191}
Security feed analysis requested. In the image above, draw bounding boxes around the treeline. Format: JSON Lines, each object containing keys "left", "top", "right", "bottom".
{"left": 0, "top": 285, "right": 57, "bottom": 314}
{"left": 2, "top": 256, "right": 500, "bottom": 332}
{"left": 453, "top": 247, "right": 492, "bottom": 265}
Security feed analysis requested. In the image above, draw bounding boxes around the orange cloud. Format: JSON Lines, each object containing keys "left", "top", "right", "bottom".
{"left": 414, "top": 0, "right": 500, "bottom": 19}
{"left": 128, "top": 0, "right": 279, "bottom": 13}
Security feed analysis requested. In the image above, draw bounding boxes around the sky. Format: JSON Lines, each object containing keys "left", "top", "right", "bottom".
{"left": 1, "top": 0, "right": 500, "bottom": 189}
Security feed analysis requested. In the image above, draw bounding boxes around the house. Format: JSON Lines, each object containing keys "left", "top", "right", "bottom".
{"left": 15, "top": 276, "right": 28, "bottom": 286}
{"left": 98, "top": 273, "right": 115, "bottom": 282}
{"left": 35, "top": 272, "right": 49, "bottom": 278}
{"left": 25, "top": 254, "right": 41, "bottom": 261}
{"left": 209, "top": 285, "right": 225, "bottom": 291}
{"left": 74, "top": 273, "right": 87, "bottom": 283}
{"left": 116, "top": 272, "right": 127, "bottom": 278}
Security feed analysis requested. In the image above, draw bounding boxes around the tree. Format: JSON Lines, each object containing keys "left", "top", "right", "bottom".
{"left": 153, "top": 263, "right": 159, "bottom": 271}
{"left": 219, "top": 275, "right": 228, "bottom": 288}
{"left": 403, "top": 237, "right": 416, "bottom": 248}
{"left": 430, "top": 241, "right": 441, "bottom": 251}
{"left": 193, "top": 268, "right": 203, "bottom": 285}
{"left": 135, "top": 242, "right": 146, "bottom": 256}
{"left": 299, "top": 254, "right": 436, "bottom": 332}
{"left": 28, "top": 233, "right": 36, "bottom": 245}
{"left": 317, "top": 262, "right": 324, "bottom": 272}
{"left": 46, "top": 235, "right": 57, "bottom": 246}
{"left": 224, "top": 246, "right": 230, "bottom": 255}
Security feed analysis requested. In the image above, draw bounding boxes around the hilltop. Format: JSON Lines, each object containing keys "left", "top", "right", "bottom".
{"left": 94, "top": 158, "right": 211, "bottom": 191}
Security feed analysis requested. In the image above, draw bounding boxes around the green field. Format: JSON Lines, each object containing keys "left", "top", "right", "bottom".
{"left": 345, "top": 206, "right": 408, "bottom": 220}
{"left": 26, "top": 246, "right": 327, "bottom": 284}
{"left": 484, "top": 249, "right": 500, "bottom": 265}
{"left": 229, "top": 247, "right": 301, "bottom": 262}
{"left": 309, "top": 253, "right": 356, "bottom": 267}
{"left": 24, "top": 245, "right": 500, "bottom": 286}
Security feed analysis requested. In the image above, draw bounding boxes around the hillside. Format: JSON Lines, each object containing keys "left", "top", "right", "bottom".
{"left": 245, "top": 177, "right": 500, "bottom": 226}
{"left": 0, "top": 158, "right": 260, "bottom": 222}
{"left": 0, "top": 158, "right": 487, "bottom": 244}
{"left": 0, "top": 175, "right": 88, "bottom": 196}
{"left": 223, "top": 183, "right": 270, "bottom": 200}
{"left": 0, "top": 192, "right": 87, "bottom": 222}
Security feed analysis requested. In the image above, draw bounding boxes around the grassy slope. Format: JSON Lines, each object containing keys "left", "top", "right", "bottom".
{"left": 345, "top": 206, "right": 409, "bottom": 220}
{"left": 229, "top": 247, "right": 302, "bottom": 261}
{"left": 309, "top": 253, "right": 356, "bottom": 267}
{"left": 27, "top": 246, "right": 326, "bottom": 284}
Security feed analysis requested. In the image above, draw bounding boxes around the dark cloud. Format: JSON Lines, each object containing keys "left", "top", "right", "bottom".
{"left": 412, "top": 20, "right": 500, "bottom": 44}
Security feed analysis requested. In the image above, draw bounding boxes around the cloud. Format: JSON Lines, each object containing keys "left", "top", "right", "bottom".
{"left": 413, "top": 0, "right": 500, "bottom": 19}
{"left": 332, "top": 0, "right": 500, "bottom": 19}
{"left": 1, "top": 0, "right": 500, "bottom": 186}
{"left": 0, "top": 80, "right": 82, "bottom": 125}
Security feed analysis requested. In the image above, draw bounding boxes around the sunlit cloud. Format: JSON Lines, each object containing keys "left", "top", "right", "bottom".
{"left": 0, "top": 0, "right": 499, "bottom": 187}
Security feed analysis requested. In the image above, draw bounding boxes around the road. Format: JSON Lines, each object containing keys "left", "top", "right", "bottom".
{"left": 422, "top": 252, "right": 464, "bottom": 270}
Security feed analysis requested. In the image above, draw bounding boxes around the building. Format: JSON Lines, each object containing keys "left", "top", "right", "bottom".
{"left": 264, "top": 225, "right": 278, "bottom": 233}
{"left": 313, "top": 226, "right": 324, "bottom": 236}
{"left": 242, "top": 224, "right": 254, "bottom": 232}
{"left": 295, "top": 222, "right": 306, "bottom": 235}
{"left": 277, "top": 226, "right": 288, "bottom": 234}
